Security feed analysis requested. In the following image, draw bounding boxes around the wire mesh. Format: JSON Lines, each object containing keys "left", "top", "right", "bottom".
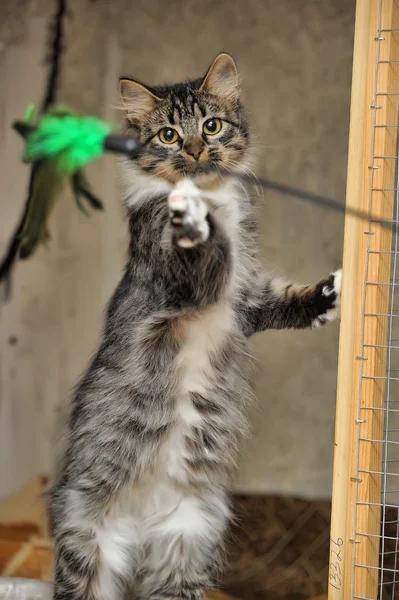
{"left": 351, "top": 2, "right": 399, "bottom": 598}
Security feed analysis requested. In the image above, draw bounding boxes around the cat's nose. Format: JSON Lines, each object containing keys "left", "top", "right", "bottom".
{"left": 189, "top": 149, "right": 203, "bottom": 160}
{"left": 184, "top": 143, "right": 204, "bottom": 161}
{"left": 186, "top": 148, "right": 203, "bottom": 161}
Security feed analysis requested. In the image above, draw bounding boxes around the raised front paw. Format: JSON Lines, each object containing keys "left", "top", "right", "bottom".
{"left": 168, "top": 179, "right": 209, "bottom": 248}
{"left": 312, "top": 268, "right": 342, "bottom": 328}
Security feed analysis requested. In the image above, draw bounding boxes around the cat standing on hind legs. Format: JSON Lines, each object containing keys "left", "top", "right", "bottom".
{"left": 47, "top": 53, "right": 341, "bottom": 600}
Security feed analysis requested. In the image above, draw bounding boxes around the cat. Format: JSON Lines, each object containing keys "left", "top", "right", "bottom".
{"left": 47, "top": 53, "right": 341, "bottom": 600}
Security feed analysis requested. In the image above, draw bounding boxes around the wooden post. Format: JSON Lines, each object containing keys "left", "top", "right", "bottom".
{"left": 329, "top": 0, "right": 399, "bottom": 599}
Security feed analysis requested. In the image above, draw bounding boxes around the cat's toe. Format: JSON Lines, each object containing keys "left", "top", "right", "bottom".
{"left": 312, "top": 308, "right": 338, "bottom": 328}
{"left": 169, "top": 195, "right": 188, "bottom": 225}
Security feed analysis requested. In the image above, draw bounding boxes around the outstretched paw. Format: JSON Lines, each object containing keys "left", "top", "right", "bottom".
{"left": 168, "top": 180, "right": 209, "bottom": 248}
{"left": 312, "top": 268, "right": 342, "bottom": 328}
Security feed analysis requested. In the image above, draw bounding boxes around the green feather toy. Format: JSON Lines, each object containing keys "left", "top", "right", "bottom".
{"left": 0, "top": 104, "right": 142, "bottom": 301}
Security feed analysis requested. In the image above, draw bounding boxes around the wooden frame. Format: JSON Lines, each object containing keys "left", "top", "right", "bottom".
{"left": 329, "top": 0, "right": 399, "bottom": 598}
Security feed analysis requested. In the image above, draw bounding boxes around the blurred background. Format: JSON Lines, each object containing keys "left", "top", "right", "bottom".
{"left": 0, "top": 1, "right": 354, "bottom": 598}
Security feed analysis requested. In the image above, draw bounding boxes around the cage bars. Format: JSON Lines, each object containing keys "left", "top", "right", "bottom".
{"left": 329, "top": 0, "right": 399, "bottom": 599}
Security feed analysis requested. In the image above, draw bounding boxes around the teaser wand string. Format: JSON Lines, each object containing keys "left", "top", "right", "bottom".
{"left": 14, "top": 109, "right": 393, "bottom": 230}
{"left": 104, "top": 133, "right": 393, "bottom": 229}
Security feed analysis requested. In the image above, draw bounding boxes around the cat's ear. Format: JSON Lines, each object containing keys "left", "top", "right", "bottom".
{"left": 200, "top": 53, "right": 238, "bottom": 101}
{"left": 119, "top": 79, "right": 161, "bottom": 118}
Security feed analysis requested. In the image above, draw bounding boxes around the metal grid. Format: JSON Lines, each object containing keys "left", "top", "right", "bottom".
{"left": 351, "top": 2, "right": 399, "bottom": 598}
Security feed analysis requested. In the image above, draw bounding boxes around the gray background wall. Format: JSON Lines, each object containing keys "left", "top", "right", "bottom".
{"left": 0, "top": 0, "right": 355, "bottom": 499}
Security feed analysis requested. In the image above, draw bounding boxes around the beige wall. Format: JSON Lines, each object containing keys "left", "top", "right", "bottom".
{"left": 0, "top": 0, "right": 355, "bottom": 499}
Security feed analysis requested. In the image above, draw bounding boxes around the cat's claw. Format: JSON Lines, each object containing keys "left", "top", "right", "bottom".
{"left": 168, "top": 180, "right": 209, "bottom": 248}
{"left": 312, "top": 268, "right": 342, "bottom": 328}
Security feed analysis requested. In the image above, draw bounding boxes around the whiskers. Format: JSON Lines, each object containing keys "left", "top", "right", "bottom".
{"left": 224, "top": 159, "right": 263, "bottom": 200}
{"left": 218, "top": 163, "right": 251, "bottom": 205}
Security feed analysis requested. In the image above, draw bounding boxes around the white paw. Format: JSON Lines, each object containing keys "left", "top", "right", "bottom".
{"left": 322, "top": 268, "right": 342, "bottom": 301}
{"left": 168, "top": 179, "right": 209, "bottom": 248}
{"left": 312, "top": 268, "right": 342, "bottom": 329}
{"left": 333, "top": 268, "right": 342, "bottom": 295}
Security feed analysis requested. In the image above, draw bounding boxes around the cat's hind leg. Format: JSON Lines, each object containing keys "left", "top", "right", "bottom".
{"left": 138, "top": 491, "right": 229, "bottom": 600}
{"left": 51, "top": 489, "right": 140, "bottom": 600}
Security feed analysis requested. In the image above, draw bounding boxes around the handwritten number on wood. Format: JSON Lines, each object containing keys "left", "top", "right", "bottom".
{"left": 329, "top": 538, "right": 344, "bottom": 591}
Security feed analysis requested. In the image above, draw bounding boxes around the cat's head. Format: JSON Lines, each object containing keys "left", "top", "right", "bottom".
{"left": 119, "top": 53, "right": 250, "bottom": 189}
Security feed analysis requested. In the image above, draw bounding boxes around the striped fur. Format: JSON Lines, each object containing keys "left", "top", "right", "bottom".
{"left": 48, "top": 55, "right": 340, "bottom": 600}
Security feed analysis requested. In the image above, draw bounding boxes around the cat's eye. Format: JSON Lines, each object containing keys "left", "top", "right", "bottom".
{"left": 203, "top": 118, "right": 222, "bottom": 135}
{"left": 159, "top": 128, "right": 179, "bottom": 144}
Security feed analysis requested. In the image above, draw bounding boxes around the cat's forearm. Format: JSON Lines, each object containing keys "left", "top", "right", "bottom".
{"left": 164, "top": 179, "right": 232, "bottom": 307}
{"left": 163, "top": 217, "right": 231, "bottom": 307}
{"left": 128, "top": 186, "right": 232, "bottom": 310}
{"left": 239, "top": 270, "right": 341, "bottom": 336}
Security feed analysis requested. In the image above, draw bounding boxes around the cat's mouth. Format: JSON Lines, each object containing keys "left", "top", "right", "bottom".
{"left": 137, "top": 157, "right": 237, "bottom": 187}
{"left": 181, "top": 162, "right": 214, "bottom": 175}
{"left": 145, "top": 163, "right": 226, "bottom": 188}
{"left": 178, "top": 159, "right": 238, "bottom": 180}
{"left": 177, "top": 163, "right": 229, "bottom": 187}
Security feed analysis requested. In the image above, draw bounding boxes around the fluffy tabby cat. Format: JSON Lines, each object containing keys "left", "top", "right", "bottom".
{"left": 48, "top": 54, "right": 341, "bottom": 600}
